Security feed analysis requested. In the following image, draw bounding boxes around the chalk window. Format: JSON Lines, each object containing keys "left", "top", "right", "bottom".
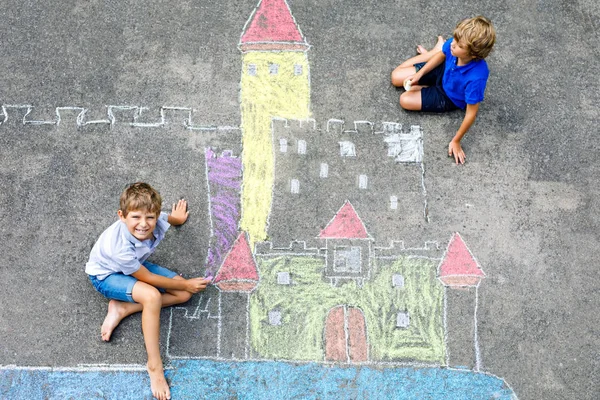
{"left": 358, "top": 175, "right": 368, "bottom": 189}
{"left": 291, "top": 179, "right": 300, "bottom": 194}
{"left": 279, "top": 138, "right": 288, "bottom": 153}
{"left": 294, "top": 64, "right": 303, "bottom": 75}
{"left": 392, "top": 274, "right": 404, "bottom": 288}
{"left": 320, "top": 163, "right": 329, "bottom": 178}
{"left": 277, "top": 272, "right": 291, "bottom": 285}
{"left": 390, "top": 196, "right": 398, "bottom": 210}
{"left": 396, "top": 311, "right": 410, "bottom": 328}
{"left": 387, "top": 142, "right": 402, "bottom": 157}
{"left": 269, "top": 310, "right": 282, "bottom": 326}
{"left": 297, "top": 140, "right": 307, "bottom": 154}
{"left": 333, "top": 246, "right": 361, "bottom": 273}
{"left": 269, "top": 64, "right": 279, "bottom": 75}
{"left": 339, "top": 141, "right": 356, "bottom": 157}
{"left": 247, "top": 64, "right": 257, "bottom": 76}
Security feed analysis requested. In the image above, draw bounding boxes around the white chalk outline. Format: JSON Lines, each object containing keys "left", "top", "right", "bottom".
{"left": 0, "top": 104, "right": 242, "bottom": 131}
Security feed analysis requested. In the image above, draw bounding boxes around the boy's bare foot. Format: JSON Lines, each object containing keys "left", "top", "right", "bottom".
{"left": 148, "top": 363, "right": 171, "bottom": 400}
{"left": 416, "top": 44, "right": 427, "bottom": 54}
{"left": 433, "top": 35, "right": 445, "bottom": 51}
{"left": 416, "top": 36, "right": 445, "bottom": 54}
{"left": 101, "top": 300, "right": 126, "bottom": 341}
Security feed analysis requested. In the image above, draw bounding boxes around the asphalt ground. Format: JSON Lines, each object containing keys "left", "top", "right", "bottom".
{"left": 0, "top": 0, "right": 599, "bottom": 399}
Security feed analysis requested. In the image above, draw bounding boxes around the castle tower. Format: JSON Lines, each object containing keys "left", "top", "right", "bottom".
{"left": 318, "top": 201, "right": 374, "bottom": 287}
{"left": 239, "top": 0, "right": 311, "bottom": 246}
{"left": 438, "top": 232, "right": 486, "bottom": 371}
{"left": 213, "top": 231, "right": 260, "bottom": 359}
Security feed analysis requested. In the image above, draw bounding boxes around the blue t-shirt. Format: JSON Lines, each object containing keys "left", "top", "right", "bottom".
{"left": 442, "top": 38, "right": 489, "bottom": 109}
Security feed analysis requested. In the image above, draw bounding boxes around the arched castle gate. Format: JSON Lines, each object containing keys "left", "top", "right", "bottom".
{"left": 324, "top": 306, "right": 368, "bottom": 363}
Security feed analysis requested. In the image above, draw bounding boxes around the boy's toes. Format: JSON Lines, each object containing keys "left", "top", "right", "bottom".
{"left": 416, "top": 44, "right": 427, "bottom": 54}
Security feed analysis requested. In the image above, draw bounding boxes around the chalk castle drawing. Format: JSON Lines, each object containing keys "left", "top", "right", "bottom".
{"left": 1, "top": 1, "right": 515, "bottom": 396}
{"left": 168, "top": 0, "right": 487, "bottom": 374}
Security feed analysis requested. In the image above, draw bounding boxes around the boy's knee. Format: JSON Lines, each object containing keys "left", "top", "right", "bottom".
{"left": 391, "top": 70, "right": 403, "bottom": 87}
{"left": 178, "top": 291, "right": 193, "bottom": 304}
{"left": 136, "top": 285, "right": 162, "bottom": 305}
{"left": 399, "top": 93, "right": 409, "bottom": 109}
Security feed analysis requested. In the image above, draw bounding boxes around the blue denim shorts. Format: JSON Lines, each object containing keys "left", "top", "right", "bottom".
{"left": 413, "top": 62, "right": 460, "bottom": 113}
{"left": 89, "top": 261, "right": 178, "bottom": 303}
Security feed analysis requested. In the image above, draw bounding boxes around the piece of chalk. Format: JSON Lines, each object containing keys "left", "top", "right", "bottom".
{"left": 403, "top": 78, "right": 412, "bottom": 91}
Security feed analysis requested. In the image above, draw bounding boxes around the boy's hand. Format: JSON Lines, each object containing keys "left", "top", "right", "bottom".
{"left": 184, "top": 277, "right": 210, "bottom": 293}
{"left": 168, "top": 199, "right": 189, "bottom": 226}
{"left": 448, "top": 140, "right": 466, "bottom": 164}
{"left": 405, "top": 73, "right": 420, "bottom": 88}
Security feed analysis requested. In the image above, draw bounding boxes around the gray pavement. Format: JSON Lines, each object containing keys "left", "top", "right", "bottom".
{"left": 1, "top": 0, "right": 599, "bottom": 399}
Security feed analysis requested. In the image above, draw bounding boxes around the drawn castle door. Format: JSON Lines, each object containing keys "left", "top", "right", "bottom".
{"left": 324, "top": 306, "right": 368, "bottom": 362}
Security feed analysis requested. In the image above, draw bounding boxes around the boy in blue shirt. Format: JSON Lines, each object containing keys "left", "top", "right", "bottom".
{"left": 391, "top": 16, "right": 496, "bottom": 164}
{"left": 86, "top": 182, "right": 209, "bottom": 400}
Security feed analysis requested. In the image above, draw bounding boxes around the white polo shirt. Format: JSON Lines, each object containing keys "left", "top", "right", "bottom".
{"left": 85, "top": 212, "right": 171, "bottom": 280}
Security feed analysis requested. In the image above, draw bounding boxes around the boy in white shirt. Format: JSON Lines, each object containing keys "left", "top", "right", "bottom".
{"left": 86, "top": 182, "right": 209, "bottom": 400}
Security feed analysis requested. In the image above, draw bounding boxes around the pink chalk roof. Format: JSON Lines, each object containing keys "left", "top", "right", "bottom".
{"left": 239, "top": 0, "right": 309, "bottom": 50}
{"left": 438, "top": 232, "right": 485, "bottom": 278}
{"left": 214, "top": 232, "right": 259, "bottom": 283}
{"left": 318, "top": 201, "right": 372, "bottom": 240}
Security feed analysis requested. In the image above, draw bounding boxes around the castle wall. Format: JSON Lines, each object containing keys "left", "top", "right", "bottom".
{"left": 268, "top": 118, "right": 426, "bottom": 247}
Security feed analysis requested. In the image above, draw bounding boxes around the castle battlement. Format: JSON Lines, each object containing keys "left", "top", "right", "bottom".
{"left": 271, "top": 117, "right": 423, "bottom": 164}
{"left": 0, "top": 104, "right": 241, "bottom": 132}
{"left": 271, "top": 117, "right": 417, "bottom": 137}
{"left": 254, "top": 240, "right": 323, "bottom": 256}
{"left": 373, "top": 240, "right": 441, "bottom": 259}
{"left": 254, "top": 239, "right": 441, "bottom": 260}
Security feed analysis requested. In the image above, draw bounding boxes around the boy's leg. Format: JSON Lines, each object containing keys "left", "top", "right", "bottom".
{"left": 391, "top": 36, "right": 444, "bottom": 87}
{"left": 101, "top": 275, "right": 191, "bottom": 341}
{"left": 132, "top": 281, "right": 172, "bottom": 400}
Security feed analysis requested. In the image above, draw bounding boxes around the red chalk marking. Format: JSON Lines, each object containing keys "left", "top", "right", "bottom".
{"left": 214, "top": 232, "right": 259, "bottom": 292}
{"left": 318, "top": 201, "right": 370, "bottom": 239}
{"left": 347, "top": 308, "right": 368, "bottom": 362}
{"left": 240, "top": 0, "right": 309, "bottom": 51}
{"left": 438, "top": 232, "right": 485, "bottom": 288}
{"left": 324, "top": 306, "right": 346, "bottom": 362}
{"left": 215, "top": 281, "right": 258, "bottom": 292}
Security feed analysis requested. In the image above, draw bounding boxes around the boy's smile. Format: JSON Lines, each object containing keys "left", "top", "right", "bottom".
{"left": 118, "top": 209, "right": 158, "bottom": 241}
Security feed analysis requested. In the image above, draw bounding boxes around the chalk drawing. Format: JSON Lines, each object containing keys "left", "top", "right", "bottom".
{"left": 0, "top": 104, "right": 241, "bottom": 130}
{"left": 213, "top": 232, "right": 259, "bottom": 292}
{"left": 1, "top": 1, "right": 517, "bottom": 398}
{"left": 437, "top": 232, "right": 486, "bottom": 371}
{"left": 438, "top": 232, "right": 486, "bottom": 288}
{"left": 1, "top": 361, "right": 518, "bottom": 399}
{"left": 319, "top": 200, "right": 371, "bottom": 240}
{"left": 239, "top": 0, "right": 311, "bottom": 247}
{"left": 204, "top": 148, "right": 243, "bottom": 277}
{"left": 169, "top": 202, "right": 490, "bottom": 376}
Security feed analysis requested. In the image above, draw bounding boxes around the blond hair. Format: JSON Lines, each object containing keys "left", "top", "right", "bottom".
{"left": 119, "top": 182, "right": 162, "bottom": 217}
{"left": 453, "top": 16, "right": 496, "bottom": 60}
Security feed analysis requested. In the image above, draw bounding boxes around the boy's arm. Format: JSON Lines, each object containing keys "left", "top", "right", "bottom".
{"left": 410, "top": 51, "right": 446, "bottom": 85}
{"left": 449, "top": 103, "right": 480, "bottom": 164}
{"left": 167, "top": 199, "right": 189, "bottom": 226}
{"left": 132, "top": 265, "right": 208, "bottom": 293}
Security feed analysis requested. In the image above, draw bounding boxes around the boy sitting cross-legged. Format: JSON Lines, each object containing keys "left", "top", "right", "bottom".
{"left": 391, "top": 16, "right": 496, "bottom": 164}
{"left": 86, "top": 182, "right": 209, "bottom": 400}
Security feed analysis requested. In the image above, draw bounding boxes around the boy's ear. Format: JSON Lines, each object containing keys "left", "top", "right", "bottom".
{"left": 117, "top": 210, "right": 124, "bottom": 220}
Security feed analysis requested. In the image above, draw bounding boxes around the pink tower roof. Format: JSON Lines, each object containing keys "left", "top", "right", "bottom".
{"left": 438, "top": 232, "right": 485, "bottom": 287}
{"left": 318, "top": 201, "right": 371, "bottom": 239}
{"left": 214, "top": 232, "right": 259, "bottom": 292}
{"left": 239, "top": 0, "right": 309, "bottom": 51}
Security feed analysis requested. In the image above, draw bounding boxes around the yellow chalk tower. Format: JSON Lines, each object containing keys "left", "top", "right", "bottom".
{"left": 239, "top": 0, "right": 311, "bottom": 246}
